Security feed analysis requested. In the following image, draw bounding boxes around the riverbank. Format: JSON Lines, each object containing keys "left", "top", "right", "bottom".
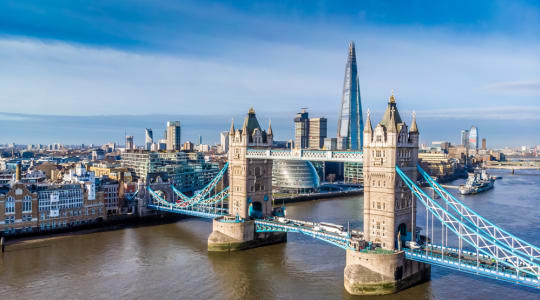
{"left": 2, "top": 213, "right": 191, "bottom": 249}
{"left": 273, "top": 188, "right": 363, "bottom": 204}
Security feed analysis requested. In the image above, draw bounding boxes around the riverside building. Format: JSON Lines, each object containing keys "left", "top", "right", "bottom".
{"left": 121, "top": 150, "right": 219, "bottom": 194}
{"left": 0, "top": 181, "right": 106, "bottom": 236}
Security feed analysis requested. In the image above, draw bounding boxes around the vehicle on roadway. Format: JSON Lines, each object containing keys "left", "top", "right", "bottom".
{"left": 318, "top": 222, "right": 345, "bottom": 234}
{"left": 277, "top": 217, "right": 290, "bottom": 224}
{"left": 405, "top": 241, "right": 421, "bottom": 249}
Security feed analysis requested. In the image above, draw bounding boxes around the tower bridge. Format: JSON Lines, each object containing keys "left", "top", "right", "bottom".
{"left": 141, "top": 97, "right": 540, "bottom": 295}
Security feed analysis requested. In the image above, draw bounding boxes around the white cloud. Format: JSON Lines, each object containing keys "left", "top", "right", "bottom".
{"left": 0, "top": 30, "right": 539, "bottom": 117}
{"left": 413, "top": 106, "right": 540, "bottom": 120}
{"left": 483, "top": 80, "right": 540, "bottom": 91}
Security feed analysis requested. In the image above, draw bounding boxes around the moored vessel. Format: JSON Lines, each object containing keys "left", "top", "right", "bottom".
{"left": 459, "top": 169, "right": 494, "bottom": 195}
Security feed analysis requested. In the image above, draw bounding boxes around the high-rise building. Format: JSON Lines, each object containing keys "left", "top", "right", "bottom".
{"left": 125, "top": 136, "right": 134, "bottom": 150}
{"left": 182, "top": 141, "right": 194, "bottom": 151}
{"left": 145, "top": 128, "right": 153, "bottom": 150}
{"left": 337, "top": 42, "right": 363, "bottom": 150}
{"left": 481, "top": 138, "right": 487, "bottom": 150}
{"left": 469, "top": 126, "right": 479, "bottom": 151}
{"left": 294, "top": 109, "right": 309, "bottom": 149}
{"left": 309, "top": 118, "right": 327, "bottom": 149}
{"left": 220, "top": 131, "right": 229, "bottom": 153}
{"left": 461, "top": 129, "right": 469, "bottom": 149}
{"left": 166, "top": 121, "right": 181, "bottom": 151}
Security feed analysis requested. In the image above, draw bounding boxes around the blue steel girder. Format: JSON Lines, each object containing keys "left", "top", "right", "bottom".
{"left": 171, "top": 162, "right": 229, "bottom": 206}
{"left": 405, "top": 249, "right": 539, "bottom": 289}
{"left": 147, "top": 187, "right": 228, "bottom": 218}
{"left": 199, "top": 187, "right": 229, "bottom": 206}
{"left": 147, "top": 204, "right": 225, "bottom": 219}
{"left": 395, "top": 166, "right": 540, "bottom": 278}
{"left": 418, "top": 164, "right": 540, "bottom": 262}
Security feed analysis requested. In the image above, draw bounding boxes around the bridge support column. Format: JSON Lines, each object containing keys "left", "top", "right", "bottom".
{"left": 344, "top": 250, "right": 430, "bottom": 295}
{"left": 208, "top": 217, "right": 286, "bottom": 252}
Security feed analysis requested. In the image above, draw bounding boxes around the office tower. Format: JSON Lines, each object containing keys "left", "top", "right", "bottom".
{"left": 220, "top": 131, "right": 229, "bottom": 153}
{"left": 309, "top": 117, "right": 327, "bottom": 149}
{"left": 482, "top": 138, "right": 486, "bottom": 150}
{"left": 145, "top": 128, "right": 153, "bottom": 150}
{"left": 166, "top": 121, "right": 181, "bottom": 151}
{"left": 294, "top": 109, "right": 309, "bottom": 149}
{"left": 337, "top": 41, "right": 363, "bottom": 150}
{"left": 469, "top": 126, "right": 479, "bottom": 150}
{"left": 461, "top": 129, "right": 469, "bottom": 149}
{"left": 324, "top": 137, "right": 337, "bottom": 150}
{"left": 198, "top": 135, "right": 203, "bottom": 145}
{"left": 182, "top": 141, "right": 194, "bottom": 151}
{"left": 125, "top": 136, "right": 134, "bottom": 151}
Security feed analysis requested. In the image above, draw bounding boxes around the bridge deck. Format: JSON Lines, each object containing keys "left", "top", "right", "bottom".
{"left": 405, "top": 248, "right": 540, "bottom": 288}
{"left": 148, "top": 203, "right": 227, "bottom": 219}
{"left": 255, "top": 218, "right": 364, "bottom": 250}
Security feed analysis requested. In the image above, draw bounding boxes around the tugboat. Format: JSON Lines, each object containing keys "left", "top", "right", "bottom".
{"left": 459, "top": 169, "right": 495, "bottom": 195}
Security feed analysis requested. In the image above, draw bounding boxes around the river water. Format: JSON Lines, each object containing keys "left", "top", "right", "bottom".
{"left": 1, "top": 169, "right": 539, "bottom": 299}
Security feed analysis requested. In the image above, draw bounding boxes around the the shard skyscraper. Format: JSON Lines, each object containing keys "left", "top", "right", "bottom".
{"left": 337, "top": 42, "right": 363, "bottom": 150}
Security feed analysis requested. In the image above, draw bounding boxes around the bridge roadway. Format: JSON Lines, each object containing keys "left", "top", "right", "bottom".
{"left": 254, "top": 217, "right": 364, "bottom": 250}
{"left": 246, "top": 148, "right": 363, "bottom": 163}
{"left": 405, "top": 244, "right": 540, "bottom": 288}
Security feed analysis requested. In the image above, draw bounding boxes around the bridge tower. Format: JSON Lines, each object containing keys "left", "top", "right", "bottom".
{"left": 344, "top": 93, "right": 429, "bottom": 295}
{"left": 228, "top": 108, "right": 273, "bottom": 219}
{"left": 208, "top": 108, "right": 286, "bottom": 251}
{"left": 362, "top": 92, "right": 419, "bottom": 250}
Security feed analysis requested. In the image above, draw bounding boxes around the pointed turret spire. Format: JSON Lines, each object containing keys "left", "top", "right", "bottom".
{"left": 229, "top": 118, "right": 235, "bottom": 135}
{"left": 410, "top": 111, "right": 418, "bottom": 133}
{"left": 364, "top": 108, "right": 373, "bottom": 133}
{"left": 268, "top": 119, "right": 273, "bottom": 136}
{"left": 387, "top": 107, "right": 397, "bottom": 133}
{"left": 389, "top": 89, "right": 396, "bottom": 103}
{"left": 242, "top": 115, "right": 248, "bottom": 135}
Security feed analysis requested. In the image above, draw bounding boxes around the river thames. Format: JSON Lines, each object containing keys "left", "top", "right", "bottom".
{"left": 1, "top": 169, "right": 539, "bottom": 299}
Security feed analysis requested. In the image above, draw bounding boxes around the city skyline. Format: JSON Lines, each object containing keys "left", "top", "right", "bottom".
{"left": 0, "top": 3, "right": 539, "bottom": 298}
{"left": 0, "top": 109, "right": 538, "bottom": 149}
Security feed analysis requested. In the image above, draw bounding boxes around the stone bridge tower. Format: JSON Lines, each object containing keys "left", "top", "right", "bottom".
{"left": 345, "top": 93, "right": 428, "bottom": 296}
{"left": 228, "top": 108, "right": 274, "bottom": 219}
{"left": 208, "top": 108, "right": 285, "bottom": 252}
{"left": 362, "top": 92, "right": 419, "bottom": 250}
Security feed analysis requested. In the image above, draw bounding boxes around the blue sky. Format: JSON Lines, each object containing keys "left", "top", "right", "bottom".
{"left": 0, "top": 1, "right": 539, "bottom": 146}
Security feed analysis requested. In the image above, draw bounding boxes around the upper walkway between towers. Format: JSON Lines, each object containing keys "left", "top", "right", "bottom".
{"left": 245, "top": 148, "right": 363, "bottom": 163}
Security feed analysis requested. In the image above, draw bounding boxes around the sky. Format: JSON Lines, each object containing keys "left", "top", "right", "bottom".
{"left": 0, "top": 1, "right": 539, "bottom": 147}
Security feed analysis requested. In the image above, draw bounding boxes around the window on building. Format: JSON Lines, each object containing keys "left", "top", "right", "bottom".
{"left": 5, "top": 196, "right": 15, "bottom": 214}
{"left": 23, "top": 196, "right": 32, "bottom": 212}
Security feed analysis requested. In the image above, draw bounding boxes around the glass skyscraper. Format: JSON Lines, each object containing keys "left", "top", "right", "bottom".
{"left": 469, "top": 126, "right": 479, "bottom": 150}
{"left": 337, "top": 42, "right": 363, "bottom": 150}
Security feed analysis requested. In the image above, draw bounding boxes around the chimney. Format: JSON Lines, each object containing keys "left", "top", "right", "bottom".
{"left": 15, "top": 162, "right": 21, "bottom": 182}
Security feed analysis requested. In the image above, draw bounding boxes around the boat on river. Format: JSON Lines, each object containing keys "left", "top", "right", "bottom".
{"left": 459, "top": 169, "right": 495, "bottom": 195}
